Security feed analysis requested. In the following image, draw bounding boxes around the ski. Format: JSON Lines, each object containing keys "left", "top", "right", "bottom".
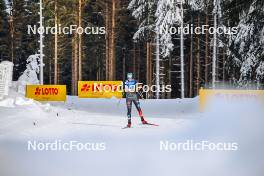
{"left": 122, "top": 121, "right": 159, "bottom": 129}
{"left": 142, "top": 122, "right": 159, "bottom": 126}
{"left": 122, "top": 126, "right": 132, "bottom": 129}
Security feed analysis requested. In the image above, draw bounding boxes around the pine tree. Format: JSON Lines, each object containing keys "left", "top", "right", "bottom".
{"left": 12, "top": 0, "right": 39, "bottom": 80}
{"left": 155, "top": 0, "right": 182, "bottom": 57}
{"left": 128, "top": 0, "right": 156, "bottom": 41}
{"left": 225, "top": 0, "right": 264, "bottom": 87}
{"left": 0, "top": 0, "right": 10, "bottom": 62}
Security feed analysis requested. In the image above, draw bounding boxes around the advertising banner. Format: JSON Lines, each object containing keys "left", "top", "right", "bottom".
{"left": 78, "top": 81, "right": 123, "bottom": 98}
{"left": 26, "top": 85, "right": 67, "bottom": 101}
{"left": 199, "top": 88, "right": 264, "bottom": 111}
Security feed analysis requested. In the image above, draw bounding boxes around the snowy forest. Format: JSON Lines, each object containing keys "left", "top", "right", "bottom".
{"left": 0, "top": 0, "right": 263, "bottom": 98}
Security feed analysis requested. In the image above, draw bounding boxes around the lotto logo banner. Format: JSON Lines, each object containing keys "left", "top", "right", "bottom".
{"left": 199, "top": 88, "right": 264, "bottom": 111}
{"left": 26, "top": 85, "right": 67, "bottom": 101}
{"left": 78, "top": 81, "right": 123, "bottom": 98}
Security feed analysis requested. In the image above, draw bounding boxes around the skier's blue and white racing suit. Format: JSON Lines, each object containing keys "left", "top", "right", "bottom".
{"left": 124, "top": 79, "right": 143, "bottom": 120}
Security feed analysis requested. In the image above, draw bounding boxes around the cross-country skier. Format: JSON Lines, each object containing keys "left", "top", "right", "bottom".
{"left": 123, "top": 73, "right": 148, "bottom": 128}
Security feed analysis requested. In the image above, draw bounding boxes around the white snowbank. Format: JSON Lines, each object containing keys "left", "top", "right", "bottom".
{"left": 0, "top": 95, "right": 263, "bottom": 176}
{"left": 0, "top": 98, "right": 15, "bottom": 108}
{"left": 0, "top": 89, "right": 35, "bottom": 108}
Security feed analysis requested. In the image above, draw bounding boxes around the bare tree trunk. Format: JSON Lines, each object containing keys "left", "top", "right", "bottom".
{"left": 105, "top": 1, "right": 109, "bottom": 80}
{"left": 96, "top": 58, "right": 100, "bottom": 81}
{"left": 222, "top": 48, "right": 226, "bottom": 81}
{"left": 72, "top": 1, "right": 79, "bottom": 95}
{"left": 137, "top": 44, "right": 140, "bottom": 81}
{"left": 74, "top": 33, "right": 78, "bottom": 95}
{"left": 133, "top": 42, "right": 136, "bottom": 76}
{"left": 71, "top": 38, "right": 75, "bottom": 94}
{"left": 212, "top": 0, "right": 218, "bottom": 88}
{"left": 110, "top": 0, "right": 116, "bottom": 80}
{"left": 123, "top": 49, "right": 126, "bottom": 80}
{"left": 146, "top": 42, "right": 150, "bottom": 83}
{"left": 160, "top": 60, "right": 165, "bottom": 99}
{"left": 54, "top": 0, "right": 58, "bottom": 84}
{"left": 39, "top": 0, "right": 44, "bottom": 84}
{"left": 167, "top": 56, "right": 172, "bottom": 99}
{"left": 49, "top": 58, "right": 52, "bottom": 84}
{"left": 57, "top": 62, "right": 61, "bottom": 84}
{"left": 156, "top": 34, "right": 160, "bottom": 99}
{"left": 78, "top": 0, "right": 83, "bottom": 81}
{"left": 205, "top": 7, "right": 209, "bottom": 85}
{"left": 180, "top": 1, "right": 185, "bottom": 98}
{"left": 9, "top": 12, "right": 14, "bottom": 63}
{"left": 146, "top": 42, "right": 152, "bottom": 98}
{"left": 196, "top": 15, "right": 200, "bottom": 95}
{"left": 189, "top": 15, "right": 194, "bottom": 98}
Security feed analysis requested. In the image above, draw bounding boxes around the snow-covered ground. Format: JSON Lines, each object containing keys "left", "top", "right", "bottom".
{"left": 0, "top": 92, "right": 263, "bottom": 176}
